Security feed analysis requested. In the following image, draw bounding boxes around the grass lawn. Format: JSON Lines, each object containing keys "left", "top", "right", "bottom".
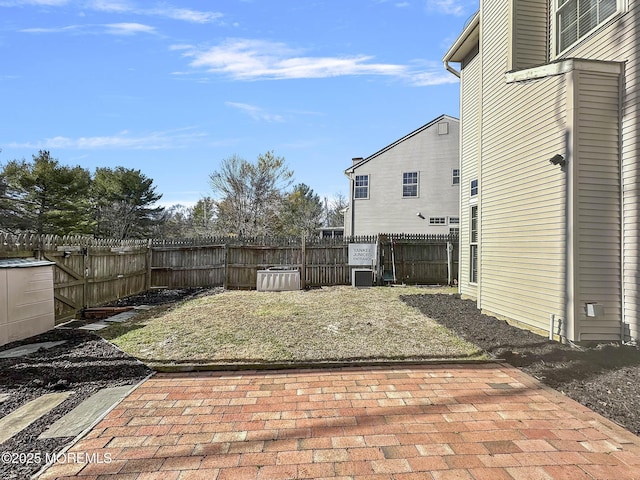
{"left": 101, "top": 286, "right": 485, "bottom": 364}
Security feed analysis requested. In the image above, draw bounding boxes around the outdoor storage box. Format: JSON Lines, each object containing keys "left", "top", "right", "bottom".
{"left": 256, "top": 268, "right": 300, "bottom": 292}
{"left": 0, "top": 259, "right": 56, "bottom": 347}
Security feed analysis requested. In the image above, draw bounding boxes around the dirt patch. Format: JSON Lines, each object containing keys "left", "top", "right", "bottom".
{"left": 401, "top": 293, "right": 640, "bottom": 436}
{"left": 103, "top": 287, "right": 217, "bottom": 307}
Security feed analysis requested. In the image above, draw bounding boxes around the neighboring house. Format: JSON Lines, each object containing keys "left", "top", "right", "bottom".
{"left": 344, "top": 115, "right": 460, "bottom": 236}
{"left": 443, "top": 1, "right": 638, "bottom": 342}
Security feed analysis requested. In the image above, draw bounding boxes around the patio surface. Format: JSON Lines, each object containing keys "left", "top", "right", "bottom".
{"left": 38, "top": 363, "right": 640, "bottom": 480}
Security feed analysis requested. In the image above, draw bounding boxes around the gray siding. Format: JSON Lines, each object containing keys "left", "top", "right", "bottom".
{"left": 459, "top": 51, "right": 480, "bottom": 299}
{"left": 349, "top": 119, "right": 460, "bottom": 236}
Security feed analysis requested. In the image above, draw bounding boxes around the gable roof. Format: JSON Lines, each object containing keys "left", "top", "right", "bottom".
{"left": 345, "top": 114, "right": 459, "bottom": 174}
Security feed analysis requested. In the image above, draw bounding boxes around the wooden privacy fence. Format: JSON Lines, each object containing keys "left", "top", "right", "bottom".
{"left": 0, "top": 233, "right": 458, "bottom": 322}
{"left": 0, "top": 234, "right": 148, "bottom": 321}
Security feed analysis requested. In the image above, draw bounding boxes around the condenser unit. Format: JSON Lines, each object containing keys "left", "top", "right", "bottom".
{"left": 352, "top": 268, "right": 374, "bottom": 288}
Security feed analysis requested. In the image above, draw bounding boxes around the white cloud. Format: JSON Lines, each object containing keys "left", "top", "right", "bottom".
{"left": 87, "top": 0, "right": 223, "bottom": 23}
{"left": 2, "top": 0, "right": 223, "bottom": 23}
{"left": 176, "top": 38, "right": 449, "bottom": 86}
{"left": 104, "top": 22, "right": 155, "bottom": 35}
{"left": 86, "top": 0, "right": 130, "bottom": 13}
{"left": 426, "top": 0, "right": 469, "bottom": 15}
{"left": 148, "top": 7, "right": 222, "bottom": 23}
{"left": 0, "top": 0, "right": 69, "bottom": 5}
{"left": 9, "top": 128, "right": 207, "bottom": 150}
{"left": 182, "top": 39, "right": 405, "bottom": 80}
{"left": 225, "top": 102, "right": 284, "bottom": 123}
{"left": 21, "top": 22, "right": 156, "bottom": 35}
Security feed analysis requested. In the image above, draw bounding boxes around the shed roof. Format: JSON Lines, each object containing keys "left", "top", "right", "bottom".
{"left": 0, "top": 258, "right": 56, "bottom": 269}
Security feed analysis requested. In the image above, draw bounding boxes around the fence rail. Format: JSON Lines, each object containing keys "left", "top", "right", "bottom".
{"left": 0, "top": 233, "right": 458, "bottom": 323}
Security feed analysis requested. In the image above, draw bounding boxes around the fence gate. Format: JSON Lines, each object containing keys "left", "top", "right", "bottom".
{"left": 44, "top": 247, "right": 87, "bottom": 323}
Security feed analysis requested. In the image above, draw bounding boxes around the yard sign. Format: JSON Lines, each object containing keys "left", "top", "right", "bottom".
{"left": 348, "top": 243, "right": 376, "bottom": 266}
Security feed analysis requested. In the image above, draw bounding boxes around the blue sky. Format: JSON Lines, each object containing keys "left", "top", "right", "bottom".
{"left": 1, "top": 0, "right": 478, "bottom": 208}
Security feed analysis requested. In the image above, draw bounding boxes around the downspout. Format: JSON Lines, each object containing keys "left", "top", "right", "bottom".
{"left": 619, "top": 65, "right": 626, "bottom": 343}
{"left": 444, "top": 61, "right": 461, "bottom": 78}
{"left": 350, "top": 174, "right": 355, "bottom": 237}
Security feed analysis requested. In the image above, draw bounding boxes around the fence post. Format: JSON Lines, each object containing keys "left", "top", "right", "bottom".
{"left": 300, "top": 234, "right": 306, "bottom": 290}
{"left": 223, "top": 244, "right": 229, "bottom": 290}
{"left": 82, "top": 245, "right": 89, "bottom": 309}
{"left": 447, "top": 241, "right": 453, "bottom": 286}
{"left": 145, "top": 239, "right": 152, "bottom": 290}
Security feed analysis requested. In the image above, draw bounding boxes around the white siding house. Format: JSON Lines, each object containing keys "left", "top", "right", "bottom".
{"left": 444, "top": 0, "right": 637, "bottom": 343}
{"left": 344, "top": 115, "right": 460, "bottom": 236}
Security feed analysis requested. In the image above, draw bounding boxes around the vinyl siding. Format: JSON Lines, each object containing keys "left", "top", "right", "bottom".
{"left": 572, "top": 69, "right": 622, "bottom": 341}
{"left": 557, "top": 5, "right": 637, "bottom": 340}
{"left": 510, "top": 0, "right": 548, "bottom": 70}
{"left": 451, "top": 0, "right": 637, "bottom": 341}
{"left": 349, "top": 119, "right": 460, "bottom": 236}
{"left": 479, "top": 0, "right": 566, "bottom": 334}
{"left": 459, "top": 50, "right": 480, "bottom": 299}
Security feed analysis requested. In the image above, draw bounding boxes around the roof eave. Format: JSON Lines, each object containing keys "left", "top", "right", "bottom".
{"left": 443, "top": 11, "right": 480, "bottom": 64}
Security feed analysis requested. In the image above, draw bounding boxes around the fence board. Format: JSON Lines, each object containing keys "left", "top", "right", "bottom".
{"left": 0, "top": 233, "right": 458, "bottom": 322}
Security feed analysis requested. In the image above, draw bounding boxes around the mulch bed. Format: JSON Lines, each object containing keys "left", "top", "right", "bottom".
{"left": 0, "top": 330, "right": 151, "bottom": 480}
{"left": 401, "top": 293, "right": 640, "bottom": 436}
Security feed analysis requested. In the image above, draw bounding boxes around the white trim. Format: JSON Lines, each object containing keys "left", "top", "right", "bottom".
{"left": 555, "top": 0, "right": 625, "bottom": 56}
{"left": 354, "top": 174, "right": 370, "bottom": 200}
{"left": 402, "top": 171, "right": 419, "bottom": 198}
{"left": 506, "top": 58, "right": 623, "bottom": 84}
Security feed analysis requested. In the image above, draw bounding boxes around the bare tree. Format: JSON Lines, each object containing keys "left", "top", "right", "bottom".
{"left": 209, "top": 151, "right": 293, "bottom": 237}
{"left": 323, "top": 193, "right": 348, "bottom": 227}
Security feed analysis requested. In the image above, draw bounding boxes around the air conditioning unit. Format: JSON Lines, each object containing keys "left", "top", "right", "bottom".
{"left": 352, "top": 268, "right": 374, "bottom": 288}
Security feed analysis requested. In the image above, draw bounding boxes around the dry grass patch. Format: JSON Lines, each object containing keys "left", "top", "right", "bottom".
{"left": 102, "top": 286, "right": 484, "bottom": 363}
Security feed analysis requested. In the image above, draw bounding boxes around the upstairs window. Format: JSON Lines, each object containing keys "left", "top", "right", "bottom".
{"left": 452, "top": 169, "right": 460, "bottom": 185}
{"left": 430, "top": 217, "right": 446, "bottom": 225}
{"left": 402, "top": 172, "right": 419, "bottom": 197}
{"left": 470, "top": 179, "right": 478, "bottom": 197}
{"left": 557, "top": 0, "right": 620, "bottom": 53}
{"left": 354, "top": 175, "right": 369, "bottom": 199}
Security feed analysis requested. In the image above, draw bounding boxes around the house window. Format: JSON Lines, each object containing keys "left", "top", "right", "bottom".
{"left": 452, "top": 169, "right": 460, "bottom": 185}
{"left": 354, "top": 175, "right": 369, "bottom": 199}
{"left": 557, "top": 0, "right": 621, "bottom": 53}
{"left": 470, "top": 179, "right": 478, "bottom": 197}
{"left": 449, "top": 217, "right": 459, "bottom": 225}
{"left": 402, "top": 172, "right": 419, "bottom": 197}
{"left": 450, "top": 227, "right": 460, "bottom": 235}
{"left": 430, "top": 217, "right": 446, "bottom": 225}
{"left": 470, "top": 205, "right": 478, "bottom": 284}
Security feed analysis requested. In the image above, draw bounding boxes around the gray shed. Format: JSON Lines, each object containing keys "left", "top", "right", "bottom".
{"left": 0, "top": 259, "right": 56, "bottom": 347}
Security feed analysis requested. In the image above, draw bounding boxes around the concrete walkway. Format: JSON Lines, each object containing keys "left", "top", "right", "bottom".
{"left": 38, "top": 363, "right": 640, "bottom": 480}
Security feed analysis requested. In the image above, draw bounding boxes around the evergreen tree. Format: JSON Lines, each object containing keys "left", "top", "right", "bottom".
{"left": 0, "top": 151, "right": 93, "bottom": 235}
{"left": 92, "top": 167, "right": 163, "bottom": 239}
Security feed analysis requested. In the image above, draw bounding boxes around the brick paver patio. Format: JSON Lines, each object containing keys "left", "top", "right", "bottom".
{"left": 38, "top": 363, "right": 640, "bottom": 480}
